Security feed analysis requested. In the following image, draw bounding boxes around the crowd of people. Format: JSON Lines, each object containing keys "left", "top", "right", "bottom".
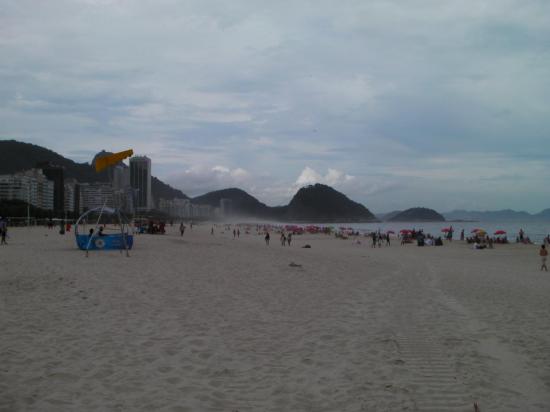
{"left": 2, "top": 217, "right": 550, "bottom": 271}
{"left": 135, "top": 220, "right": 166, "bottom": 234}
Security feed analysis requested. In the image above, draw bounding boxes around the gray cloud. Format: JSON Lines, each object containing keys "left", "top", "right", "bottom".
{"left": 1, "top": 0, "right": 549, "bottom": 212}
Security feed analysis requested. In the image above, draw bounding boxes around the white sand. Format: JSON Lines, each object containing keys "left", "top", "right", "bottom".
{"left": 1, "top": 225, "right": 549, "bottom": 411}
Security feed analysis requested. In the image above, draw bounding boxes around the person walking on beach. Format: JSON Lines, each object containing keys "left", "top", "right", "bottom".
{"left": 265, "top": 232, "right": 270, "bottom": 246}
{"left": 540, "top": 245, "right": 548, "bottom": 271}
{"left": 0, "top": 219, "right": 7, "bottom": 245}
{"left": 460, "top": 229, "right": 465, "bottom": 241}
{"left": 386, "top": 233, "right": 390, "bottom": 246}
{"left": 179, "top": 222, "right": 185, "bottom": 236}
{"left": 211, "top": 226, "right": 214, "bottom": 235}
{"left": 237, "top": 229, "right": 240, "bottom": 238}
{"left": 280, "top": 232, "right": 286, "bottom": 246}
{"left": 287, "top": 233, "right": 292, "bottom": 246}
{"left": 371, "top": 232, "right": 377, "bottom": 248}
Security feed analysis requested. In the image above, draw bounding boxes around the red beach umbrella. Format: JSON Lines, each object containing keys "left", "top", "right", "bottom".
{"left": 400, "top": 229, "right": 411, "bottom": 234}
{"left": 494, "top": 230, "right": 506, "bottom": 235}
{"left": 441, "top": 228, "right": 450, "bottom": 233}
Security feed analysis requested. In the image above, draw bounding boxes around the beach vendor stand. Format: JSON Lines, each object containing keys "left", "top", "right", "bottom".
{"left": 74, "top": 149, "right": 135, "bottom": 257}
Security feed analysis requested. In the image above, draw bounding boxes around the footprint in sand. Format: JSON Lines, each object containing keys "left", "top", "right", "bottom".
{"left": 319, "top": 334, "right": 334, "bottom": 341}
{"left": 47, "top": 372, "right": 80, "bottom": 383}
{"left": 165, "top": 376, "right": 181, "bottom": 385}
{"left": 157, "top": 365, "right": 173, "bottom": 373}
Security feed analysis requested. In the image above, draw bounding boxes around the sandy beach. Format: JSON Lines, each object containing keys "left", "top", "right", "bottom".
{"left": 1, "top": 225, "right": 549, "bottom": 411}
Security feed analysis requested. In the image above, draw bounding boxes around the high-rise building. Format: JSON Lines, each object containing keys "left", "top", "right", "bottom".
{"left": 130, "top": 156, "right": 152, "bottom": 212}
{"left": 112, "top": 165, "right": 134, "bottom": 213}
{"left": 80, "top": 182, "right": 114, "bottom": 211}
{"left": 113, "top": 165, "right": 130, "bottom": 191}
{"left": 64, "top": 178, "right": 77, "bottom": 214}
{"left": 64, "top": 178, "right": 83, "bottom": 215}
{"left": 37, "top": 162, "right": 64, "bottom": 216}
{"left": 192, "top": 204, "right": 212, "bottom": 218}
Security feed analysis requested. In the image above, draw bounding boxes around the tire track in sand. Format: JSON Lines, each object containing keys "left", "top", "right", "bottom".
{"left": 380, "top": 258, "right": 472, "bottom": 411}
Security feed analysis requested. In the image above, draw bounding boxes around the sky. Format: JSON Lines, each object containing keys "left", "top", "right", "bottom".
{"left": 1, "top": 0, "right": 549, "bottom": 212}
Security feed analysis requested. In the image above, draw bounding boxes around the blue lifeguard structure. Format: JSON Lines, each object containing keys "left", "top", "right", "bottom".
{"left": 75, "top": 149, "right": 135, "bottom": 257}
{"left": 75, "top": 206, "right": 133, "bottom": 255}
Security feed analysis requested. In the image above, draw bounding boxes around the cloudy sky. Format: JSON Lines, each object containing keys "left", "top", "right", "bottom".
{"left": 1, "top": 0, "right": 549, "bottom": 212}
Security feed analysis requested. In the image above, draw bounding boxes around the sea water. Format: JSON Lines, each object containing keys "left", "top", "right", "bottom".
{"left": 315, "top": 221, "right": 550, "bottom": 243}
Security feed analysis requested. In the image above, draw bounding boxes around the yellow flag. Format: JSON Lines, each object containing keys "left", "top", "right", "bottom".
{"left": 95, "top": 149, "right": 134, "bottom": 172}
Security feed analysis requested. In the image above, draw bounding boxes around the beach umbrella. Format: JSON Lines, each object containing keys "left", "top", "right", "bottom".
{"left": 441, "top": 228, "right": 451, "bottom": 233}
{"left": 477, "top": 230, "right": 487, "bottom": 236}
{"left": 494, "top": 230, "right": 506, "bottom": 235}
{"left": 471, "top": 228, "right": 481, "bottom": 233}
{"left": 400, "top": 229, "right": 411, "bottom": 234}
{"left": 387, "top": 230, "right": 395, "bottom": 234}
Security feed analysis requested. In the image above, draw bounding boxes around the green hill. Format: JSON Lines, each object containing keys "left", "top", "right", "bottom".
{"left": 0, "top": 140, "right": 187, "bottom": 203}
{"left": 192, "top": 188, "right": 278, "bottom": 218}
{"left": 285, "top": 184, "right": 378, "bottom": 222}
{"left": 388, "top": 207, "right": 445, "bottom": 222}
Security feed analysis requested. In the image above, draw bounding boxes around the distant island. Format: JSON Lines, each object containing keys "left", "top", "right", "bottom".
{"left": 376, "top": 208, "right": 550, "bottom": 223}
{"left": 386, "top": 207, "right": 445, "bottom": 222}
{"left": 443, "top": 209, "right": 550, "bottom": 222}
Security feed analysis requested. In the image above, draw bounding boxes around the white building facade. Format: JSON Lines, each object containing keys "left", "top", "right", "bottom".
{"left": 159, "top": 198, "right": 193, "bottom": 218}
{"left": 0, "top": 169, "right": 54, "bottom": 210}
{"left": 80, "top": 182, "right": 114, "bottom": 210}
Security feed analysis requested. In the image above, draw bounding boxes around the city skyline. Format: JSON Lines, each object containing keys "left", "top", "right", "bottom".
{"left": 1, "top": 1, "right": 549, "bottom": 213}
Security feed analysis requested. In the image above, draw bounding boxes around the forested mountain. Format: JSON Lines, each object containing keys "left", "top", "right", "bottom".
{"left": 0, "top": 140, "right": 187, "bottom": 203}
{"left": 285, "top": 184, "right": 378, "bottom": 222}
{"left": 192, "top": 188, "right": 276, "bottom": 218}
{"left": 2, "top": 140, "right": 383, "bottom": 221}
